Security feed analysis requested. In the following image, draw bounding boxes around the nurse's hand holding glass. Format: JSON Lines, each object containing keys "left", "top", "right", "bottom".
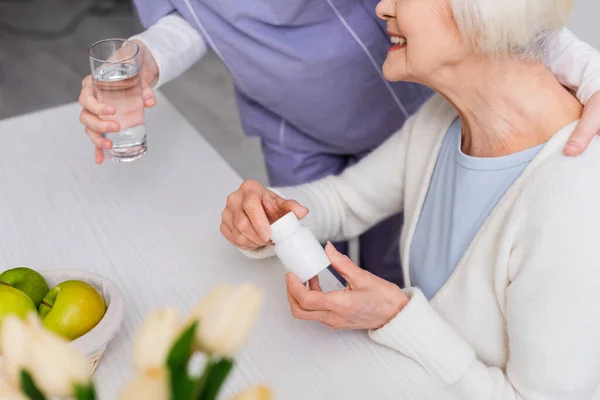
{"left": 79, "top": 39, "right": 158, "bottom": 164}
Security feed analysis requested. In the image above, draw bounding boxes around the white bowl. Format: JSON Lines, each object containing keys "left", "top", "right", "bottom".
{"left": 41, "top": 270, "right": 124, "bottom": 373}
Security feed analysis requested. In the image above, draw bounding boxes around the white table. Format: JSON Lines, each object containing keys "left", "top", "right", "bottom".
{"left": 0, "top": 94, "right": 445, "bottom": 399}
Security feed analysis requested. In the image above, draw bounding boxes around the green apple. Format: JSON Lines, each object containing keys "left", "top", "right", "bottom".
{"left": 0, "top": 267, "right": 49, "bottom": 308}
{"left": 0, "top": 285, "right": 37, "bottom": 332}
{"left": 38, "top": 280, "right": 107, "bottom": 341}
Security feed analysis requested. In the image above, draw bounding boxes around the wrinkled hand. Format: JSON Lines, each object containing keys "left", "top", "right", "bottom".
{"left": 220, "top": 180, "right": 308, "bottom": 251}
{"left": 79, "top": 39, "right": 158, "bottom": 164}
{"left": 286, "top": 242, "right": 408, "bottom": 330}
{"left": 565, "top": 91, "right": 600, "bottom": 156}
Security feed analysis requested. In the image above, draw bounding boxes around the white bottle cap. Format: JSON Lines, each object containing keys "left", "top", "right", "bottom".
{"left": 270, "top": 212, "right": 331, "bottom": 282}
{"left": 270, "top": 212, "right": 301, "bottom": 243}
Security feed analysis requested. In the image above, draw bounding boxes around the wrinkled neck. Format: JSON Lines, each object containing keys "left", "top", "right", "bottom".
{"left": 428, "top": 57, "right": 582, "bottom": 157}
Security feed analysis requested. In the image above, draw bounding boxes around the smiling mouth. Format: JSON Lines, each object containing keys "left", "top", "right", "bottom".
{"left": 390, "top": 36, "right": 407, "bottom": 46}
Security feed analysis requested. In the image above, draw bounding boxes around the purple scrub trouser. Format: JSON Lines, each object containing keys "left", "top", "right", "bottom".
{"left": 262, "top": 138, "right": 404, "bottom": 288}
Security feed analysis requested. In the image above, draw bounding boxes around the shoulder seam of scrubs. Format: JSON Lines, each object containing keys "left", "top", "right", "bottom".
{"left": 181, "top": 0, "right": 250, "bottom": 94}
{"left": 324, "top": 0, "right": 409, "bottom": 118}
{"left": 279, "top": 119, "right": 287, "bottom": 146}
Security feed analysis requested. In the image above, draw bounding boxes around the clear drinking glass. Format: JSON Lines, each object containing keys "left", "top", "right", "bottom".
{"left": 88, "top": 39, "right": 147, "bottom": 163}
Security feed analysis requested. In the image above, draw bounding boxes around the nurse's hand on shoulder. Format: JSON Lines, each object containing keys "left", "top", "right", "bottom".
{"left": 286, "top": 242, "right": 408, "bottom": 330}
{"left": 221, "top": 180, "right": 309, "bottom": 251}
{"left": 565, "top": 91, "right": 600, "bottom": 156}
{"left": 79, "top": 40, "right": 159, "bottom": 165}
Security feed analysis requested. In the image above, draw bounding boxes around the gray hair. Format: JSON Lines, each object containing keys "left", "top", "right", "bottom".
{"left": 451, "top": 0, "right": 575, "bottom": 59}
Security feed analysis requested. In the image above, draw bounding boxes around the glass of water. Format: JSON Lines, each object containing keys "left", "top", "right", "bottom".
{"left": 88, "top": 39, "right": 146, "bottom": 163}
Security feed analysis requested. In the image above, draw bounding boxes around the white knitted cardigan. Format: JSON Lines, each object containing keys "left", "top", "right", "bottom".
{"left": 250, "top": 95, "right": 600, "bottom": 399}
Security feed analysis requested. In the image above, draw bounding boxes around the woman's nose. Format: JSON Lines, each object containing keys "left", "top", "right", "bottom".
{"left": 375, "top": 0, "right": 395, "bottom": 20}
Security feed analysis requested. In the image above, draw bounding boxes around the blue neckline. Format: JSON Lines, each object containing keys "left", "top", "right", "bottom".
{"left": 450, "top": 119, "right": 546, "bottom": 171}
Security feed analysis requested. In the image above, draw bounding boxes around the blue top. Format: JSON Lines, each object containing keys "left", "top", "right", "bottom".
{"left": 410, "top": 119, "right": 545, "bottom": 300}
{"left": 133, "top": 0, "right": 432, "bottom": 154}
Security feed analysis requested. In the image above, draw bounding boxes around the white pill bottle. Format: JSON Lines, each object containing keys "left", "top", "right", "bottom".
{"left": 270, "top": 212, "right": 331, "bottom": 282}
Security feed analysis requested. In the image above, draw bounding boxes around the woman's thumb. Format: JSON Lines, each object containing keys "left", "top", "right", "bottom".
{"left": 283, "top": 199, "right": 309, "bottom": 220}
{"left": 325, "top": 242, "right": 361, "bottom": 282}
{"left": 270, "top": 196, "right": 308, "bottom": 221}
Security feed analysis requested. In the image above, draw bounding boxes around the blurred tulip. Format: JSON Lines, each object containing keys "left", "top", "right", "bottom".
{"left": 119, "top": 368, "right": 170, "bottom": 400}
{"left": 190, "top": 283, "right": 263, "bottom": 357}
{"left": 1, "top": 314, "right": 33, "bottom": 386}
{"left": 1, "top": 313, "right": 90, "bottom": 397}
{"left": 26, "top": 320, "right": 92, "bottom": 397}
{"left": 231, "top": 385, "right": 273, "bottom": 400}
{"left": 186, "top": 284, "right": 232, "bottom": 326}
{"left": 0, "top": 376, "right": 27, "bottom": 400}
{"left": 133, "top": 308, "right": 182, "bottom": 372}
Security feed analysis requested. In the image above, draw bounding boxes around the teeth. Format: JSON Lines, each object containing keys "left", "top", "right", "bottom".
{"left": 390, "top": 36, "right": 407, "bottom": 45}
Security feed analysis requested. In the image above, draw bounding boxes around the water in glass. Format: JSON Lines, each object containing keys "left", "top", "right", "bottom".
{"left": 93, "top": 62, "right": 146, "bottom": 162}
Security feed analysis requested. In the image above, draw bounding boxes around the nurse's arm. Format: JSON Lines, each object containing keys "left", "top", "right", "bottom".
{"left": 544, "top": 29, "right": 600, "bottom": 155}
{"left": 131, "top": 13, "right": 208, "bottom": 89}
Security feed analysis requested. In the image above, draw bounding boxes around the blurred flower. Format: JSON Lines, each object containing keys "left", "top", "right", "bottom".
{"left": 27, "top": 320, "right": 91, "bottom": 397}
{"left": 1, "top": 313, "right": 90, "bottom": 397}
{"left": 133, "top": 308, "right": 182, "bottom": 372}
{"left": 231, "top": 385, "right": 273, "bottom": 400}
{"left": 186, "top": 284, "right": 232, "bottom": 326}
{"left": 0, "top": 376, "right": 27, "bottom": 400}
{"left": 118, "top": 368, "right": 169, "bottom": 400}
{"left": 189, "top": 283, "right": 263, "bottom": 357}
{"left": 1, "top": 314, "right": 34, "bottom": 387}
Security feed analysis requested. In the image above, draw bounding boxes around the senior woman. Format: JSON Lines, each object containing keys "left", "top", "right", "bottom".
{"left": 221, "top": 0, "right": 600, "bottom": 397}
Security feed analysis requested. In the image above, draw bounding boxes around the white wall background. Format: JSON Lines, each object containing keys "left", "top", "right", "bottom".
{"left": 569, "top": 0, "right": 599, "bottom": 49}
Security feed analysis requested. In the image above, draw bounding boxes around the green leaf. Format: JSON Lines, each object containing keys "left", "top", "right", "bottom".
{"left": 190, "top": 357, "right": 213, "bottom": 400}
{"left": 168, "top": 321, "right": 197, "bottom": 368}
{"left": 20, "top": 370, "right": 46, "bottom": 400}
{"left": 74, "top": 383, "right": 97, "bottom": 400}
{"left": 170, "top": 370, "right": 195, "bottom": 400}
{"left": 167, "top": 321, "right": 198, "bottom": 400}
{"left": 198, "top": 358, "right": 234, "bottom": 400}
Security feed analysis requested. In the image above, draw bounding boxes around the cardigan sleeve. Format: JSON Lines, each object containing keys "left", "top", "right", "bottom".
{"left": 237, "top": 125, "right": 411, "bottom": 259}
{"left": 238, "top": 128, "right": 410, "bottom": 258}
{"left": 369, "top": 144, "right": 600, "bottom": 399}
{"left": 272, "top": 115, "right": 415, "bottom": 244}
{"left": 544, "top": 29, "right": 600, "bottom": 104}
